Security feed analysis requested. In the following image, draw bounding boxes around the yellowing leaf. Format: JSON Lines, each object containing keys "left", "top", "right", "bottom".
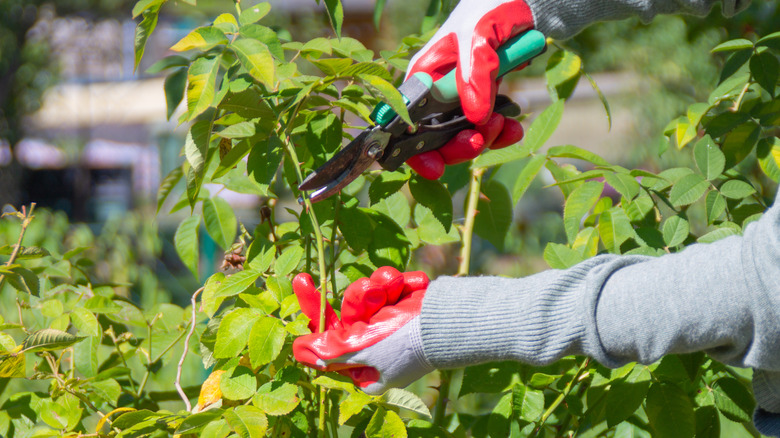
{"left": 187, "top": 56, "right": 220, "bottom": 120}
{"left": 196, "top": 369, "right": 226, "bottom": 412}
{"left": 171, "top": 27, "right": 228, "bottom": 52}
{"left": 230, "top": 39, "right": 275, "bottom": 87}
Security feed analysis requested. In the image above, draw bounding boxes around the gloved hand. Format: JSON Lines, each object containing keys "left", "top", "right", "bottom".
{"left": 405, "top": 0, "right": 536, "bottom": 180}
{"left": 292, "top": 267, "right": 434, "bottom": 395}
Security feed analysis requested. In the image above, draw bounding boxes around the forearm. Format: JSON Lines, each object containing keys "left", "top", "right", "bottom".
{"left": 420, "top": 190, "right": 780, "bottom": 371}
{"left": 525, "top": 0, "right": 749, "bottom": 39}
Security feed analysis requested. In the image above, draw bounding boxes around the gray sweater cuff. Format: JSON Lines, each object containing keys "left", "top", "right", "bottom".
{"left": 525, "top": 0, "right": 749, "bottom": 40}
{"left": 419, "top": 256, "right": 646, "bottom": 369}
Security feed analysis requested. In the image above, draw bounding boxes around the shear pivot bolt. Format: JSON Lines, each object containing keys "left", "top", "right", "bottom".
{"left": 366, "top": 143, "right": 383, "bottom": 159}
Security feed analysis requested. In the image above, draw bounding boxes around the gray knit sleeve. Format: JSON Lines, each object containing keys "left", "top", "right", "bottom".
{"left": 523, "top": 0, "right": 750, "bottom": 39}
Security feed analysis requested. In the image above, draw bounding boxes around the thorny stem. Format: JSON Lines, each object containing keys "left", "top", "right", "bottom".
{"left": 280, "top": 131, "right": 331, "bottom": 438}
{"left": 458, "top": 168, "right": 484, "bottom": 276}
{"left": 0, "top": 203, "right": 37, "bottom": 293}
{"left": 176, "top": 287, "right": 204, "bottom": 412}
{"left": 433, "top": 370, "right": 452, "bottom": 428}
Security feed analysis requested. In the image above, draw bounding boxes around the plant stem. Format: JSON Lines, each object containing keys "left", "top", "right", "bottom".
{"left": 110, "top": 333, "right": 138, "bottom": 396}
{"left": 531, "top": 358, "right": 590, "bottom": 437}
{"left": 433, "top": 370, "right": 452, "bottom": 427}
{"left": 176, "top": 286, "right": 203, "bottom": 412}
{"left": 281, "top": 132, "right": 330, "bottom": 438}
{"left": 0, "top": 203, "right": 36, "bottom": 292}
{"left": 458, "top": 168, "right": 484, "bottom": 276}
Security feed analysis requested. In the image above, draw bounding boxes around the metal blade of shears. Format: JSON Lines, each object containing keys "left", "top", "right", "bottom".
{"left": 298, "top": 126, "right": 391, "bottom": 203}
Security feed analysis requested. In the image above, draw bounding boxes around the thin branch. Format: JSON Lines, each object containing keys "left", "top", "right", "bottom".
{"left": 458, "top": 168, "right": 484, "bottom": 276}
{"left": 0, "top": 203, "right": 36, "bottom": 291}
{"left": 176, "top": 286, "right": 204, "bottom": 412}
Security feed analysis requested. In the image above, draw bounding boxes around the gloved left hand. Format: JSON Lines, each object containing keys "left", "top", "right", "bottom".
{"left": 292, "top": 267, "right": 434, "bottom": 395}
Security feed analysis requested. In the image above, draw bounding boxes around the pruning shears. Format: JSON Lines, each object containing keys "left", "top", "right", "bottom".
{"left": 298, "top": 30, "right": 547, "bottom": 203}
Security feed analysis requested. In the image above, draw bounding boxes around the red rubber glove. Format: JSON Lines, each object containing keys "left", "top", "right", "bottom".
{"left": 405, "top": 0, "right": 535, "bottom": 179}
{"left": 292, "top": 267, "right": 434, "bottom": 394}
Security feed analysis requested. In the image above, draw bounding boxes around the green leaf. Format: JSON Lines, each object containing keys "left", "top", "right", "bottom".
{"left": 201, "top": 272, "right": 227, "bottom": 318}
{"left": 605, "top": 367, "right": 651, "bottom": 427}
{"left": 693, "top": 135, "right": 725, "bottom": 180}
{"left": 662, "top": 215, "right": 689, "bottom": 248}
{"left": 669, "top": 174, "right": 709, "bottom": 207}
{"left": 524, "top": 99, "right": 564, "bottom": 153}
{"left": 512, "top": 154, "right": 547, "bottom": 204}
{"left": 488, "top": 392, "right": 513, "bottom": 437}
{"left": 274, "top": 246, "right": 304, "bottom": 277}
{"left": 220, "top": 365, "right": 256, "bottom": 401}
{"left": 358, "top": 74, "right": 413, "bottom": 126}
{"left": 174, "top": 410, "right": 225, "bottom": 435}
{"left": 409, "top": 175, "right": 452, "bottom": 232}
{"left": 338, "top": 205, "right": 374, "bottom": 252}
{"left": 547, "top": 145, "right": 610, "bottom": 166}
{"left": 214, "top": 308, "right": 262, "bottom": 358}
{"left": 545, "top": 49, "right": 582, "bottom": 100}
{"left": 459, "top": 361, "right": 522, "bottom": 397}
{"left": 239, "top": 25, "right": 283, "bottom": 61}
{"left": 369, "top": 170, "right": 410, "bottom": 205}
{"left": 74, "top": 335, "right": 99, "bottom": 377}
{"left": 414, "top": 204, "right": 460, "bottom": 245}
{"left": 132, "top": 0, "right": 166, "bottom": 17}
{"left": 216, "top": 121, "right": 255, "bottom": 139}
{"left": 186, "top": 56, "right": 220, "bottom": 120}
{"left": 719, "top": 179, "right": 756, "bottom": 199}
{"left": 339, "top": 391, "right": 372, "bottom": 424}
{"left": 39, "top": 400, "right": 69, "bottom": 429}
{"left": 365, "top": 407, "right": 407, "bottom": 438}
{"left": 722, "top": 122, "right": 760, "bottom": 168}
{"left": 698, "top": 227, "right": 740, "bottom": 243}
{"left": 171, "top": 26, "right": 228, "bottom": 52}
{"left": 341, "top": 62, "right": 393, "bottom": 81}
{"left": 133, "top": 5, "right": 160, "bottom": 71}
{"left": 312, "top": 375, "right": 356, "bottom": 393}
{"left": 605, "top": 172, "right": 640, "bottom": 201}
{"left": 91, "top": 378, "right": 122, "bottom": 405}
{"left": 224, "top": 406, "right": 268, "bottom": 438}
{"left": 230, "top": 39, "right": 275, "bottom": 87}
{"left": 705, "top": 191, "right": 727, "bottom": 224}
{"left": 239, "top": 3, "right": 271, "bottom": 26}
{"left": 5, "top": 266, "right": 39, "bottom": 296}
{"left": 21, "top": 329, "right": 84, "bottom": 353}
{"left": 323, "top": 0, "right": 344, "bottom": 37}
{"left": 563, "top": 181, "right": 604, "bottom": 243}
{"left": 221, "top": 89, "right": 275, "bottom": 119}
{"left": 377, "top": 388, "right": 432, "bottom": 420}
{"left": 471, "top": 143, "right": 530, "bottom": 169}
{"left": 645, "top": 382, "right": 695, "bottom": 438}
{"left": 252, "top": 382, "right": 300, "bottom": 416}
{"left": 203, "top": 197, "right": 237, "bottom": 250}
{"left": 157, "top": 166, "right": 183, "bottom": 213}
{"left": 365, "top": 210, "right": 411, "bottom": 270}
{"left": 543, "top": 242, "right": 584, "bottom": 269}
{"left": 474, "top": 180, "right": 513, "bottom": 251}
{"left": 70, "top": 308, "right": 100, "bottom": 337}
{"left": 599, "top": 207, "right": 633, "bottom": 253}
{"left": 713, "top": 377, "right": 755, "bottom": 423}
{"left": 174, "top": 215, "right": 200, "bottom": 279}
{"left": 247, "top": 136, "right": 284, "bottom": 195}
{"left": 215, "top": 270, "right": 262, "bottom": 299}
{"left": 694, "top": 406, "right": 721, "bottom": 438}
{"left": 711, "top": 38, "right": 754, "bottom": 52}
{"left": 248, "top": 316, "right": 286, "bottom": 369}
{"left": 750, "top": 51, "right": 779, "bottom": 97}
{"left": 511, "top": 384, "right": 544, "bottom": 422}
{"left": 147, "top": 54, "right": 189, "bottom": 74}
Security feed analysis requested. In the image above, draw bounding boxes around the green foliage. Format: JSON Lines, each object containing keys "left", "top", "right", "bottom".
{"left": 0, "top": 0, "right": 776, "bottom": 436}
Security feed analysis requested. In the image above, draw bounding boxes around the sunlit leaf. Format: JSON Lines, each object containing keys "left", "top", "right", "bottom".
{"left": 174, "top": 215, "right": 200, "bottom": 279}
{"left": 230, "top": 39, "right": 275, "bottom": 87}
{"left": 171, "top": 26, "right": 228, "bottom": 52}
{"left": 215, "top": 308, "right": 262, "bottom": 358}
{"left": 186, "top": 56, "right": 220, "bottom": 119}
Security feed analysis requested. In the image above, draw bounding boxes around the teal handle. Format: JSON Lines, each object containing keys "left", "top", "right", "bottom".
{"left": 430, "top": 29, "right": 546, "bottom": 103}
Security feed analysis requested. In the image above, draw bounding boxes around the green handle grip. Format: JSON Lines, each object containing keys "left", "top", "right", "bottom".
{"left": 430, "top": 29, "right": 547, "bottom": 103}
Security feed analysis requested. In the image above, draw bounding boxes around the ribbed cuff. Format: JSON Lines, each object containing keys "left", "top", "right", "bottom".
{"left": 754, "top": 370, "right": 780, "bottom": 413}
{"left": 419, "top": 256, "right": 624, "bottom": 369}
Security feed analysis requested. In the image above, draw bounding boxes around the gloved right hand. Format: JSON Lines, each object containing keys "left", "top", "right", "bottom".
{"left": 292, "top": 267, "right": 434, "bottom": 395}
{"left": 405, "top": 0, "right": 537, "bottom": 179}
